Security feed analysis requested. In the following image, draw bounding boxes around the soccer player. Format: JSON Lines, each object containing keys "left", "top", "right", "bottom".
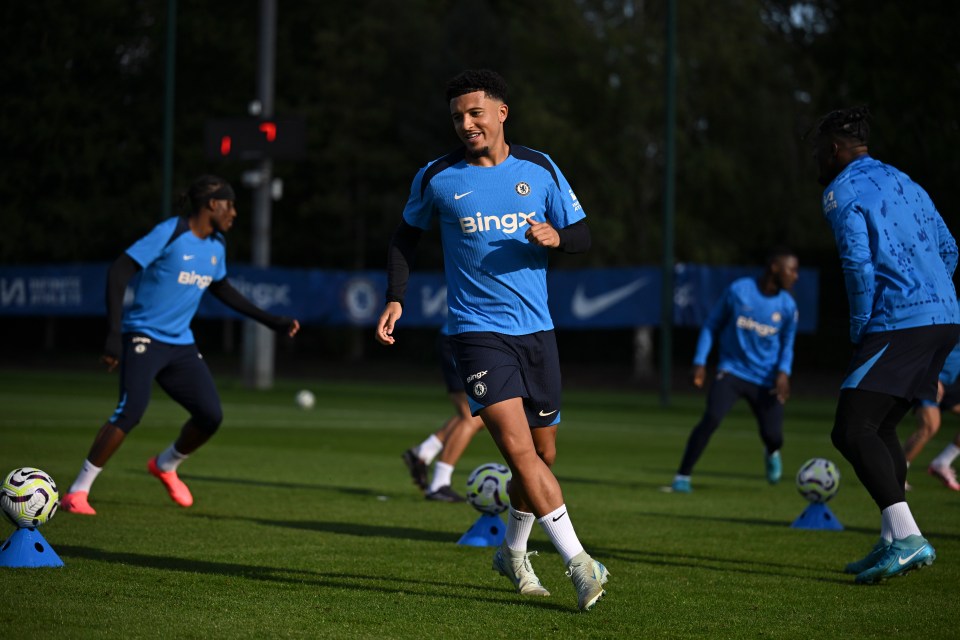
{"left": 671, "top": 248, "right": 799, "bottom": 493}
{"left": 903, "top": 341, "right": 960, "bottom": 491}
{"left": 812, "top": 106, "right": 960, "bottom": 583}
{"left": 402, "top": 327, "right": 485, "bottom": 502}
{"left": 60, "top": 175, "right": 300, "bottom": 516}
{"left": 375, "top": 69, "right": 609, "bottom": 611}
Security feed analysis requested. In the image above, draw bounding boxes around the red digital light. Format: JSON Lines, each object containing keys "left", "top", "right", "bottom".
{"left": 220, "top": 135, "right": 232, "bottom": 156}
{"left": 259, "top": 122, "right": 277, "bottom": 142}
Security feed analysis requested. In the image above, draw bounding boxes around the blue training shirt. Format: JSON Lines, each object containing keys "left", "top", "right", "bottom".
{"left": 122, "top": 216, "right": 227, "bottom": 344}
{"left": 822, "top": 155, "right": 959, "bottom": 343}
{"left": 693, "top": 277, "right": 798, "bottom": 387}
{"left": 402, "top": 145, "right": 586, "bottom": 335}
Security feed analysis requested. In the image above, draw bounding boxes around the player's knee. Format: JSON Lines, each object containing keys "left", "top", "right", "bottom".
{"left": 831, "top": 423, "right": 853, "bottom": 456}
{"left": 536, "top": 443, "right": 556, "bottom": 467}
{"left": 191, "top": 406, "right": 223, "bottom": 435}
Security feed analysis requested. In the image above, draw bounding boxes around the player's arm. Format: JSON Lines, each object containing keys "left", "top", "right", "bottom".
{"left": 556, "top": 219, "right": 591, "bottom": 253}
{"left": 691, "top": 291, "right": 731, "bottom": 388}
{"left": 377, "top": 220, "right": 423, "bottom": 345}
{"left": 207, "top": 279, "right": 300, "bottom": 337}
{"left": 934, "top": 210, "right": 959, "bottom": 277}
{"left": 831, "top": 202, "right": 873, "bottom": 343}
{"left": 102, "top": 253, "right": 141, "bottom": 371}
{"left": 773, "top": 307, "right": 799, "bottom": 404}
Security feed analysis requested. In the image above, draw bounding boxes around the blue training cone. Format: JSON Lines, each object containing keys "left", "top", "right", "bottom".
{"left": 791, "top": 501, "right": 844, "bottom": 531}
{"left": 0, "top": 528, "right": 64, "bottom": 568}
{"left": 457, "top": 512, "right": 506, "bottom": 547}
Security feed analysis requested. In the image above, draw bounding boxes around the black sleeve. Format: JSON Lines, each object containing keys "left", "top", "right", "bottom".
{"left": 385, "top": 220, "right": 424, "bottom": 306}
{"left": 104, "top": 254, "right": 141, "bottom": 359}
{"left": 556, "top": 219, "right": 591, "bottom": 254}
{"left": 207, "top": 278, "right": 295, "bottom": 333}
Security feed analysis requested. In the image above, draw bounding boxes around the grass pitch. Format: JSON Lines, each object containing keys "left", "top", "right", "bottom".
{"left": 0, "top": 368, "right": 958, "bottom": 639}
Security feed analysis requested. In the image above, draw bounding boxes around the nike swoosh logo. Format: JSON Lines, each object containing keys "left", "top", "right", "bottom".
{"left": 183, "top": 254, "right": 195, "bottom": 261}
{"left": 552, "top": 511, "right": 567, "bottom": 522}
{"left": 897, "top": 546, "right": 927, "bottom": 566}
{"left": 538, "top": 409, "right": 558, "bottom": 417}
{"left": 571, "top": 278, "right": 649, "bottom": 320}
{"left": 511, "top": 513, "right": 523, "bottom": 521}
{"left": 454, "top": 191, "right": 473, "bottom": 200}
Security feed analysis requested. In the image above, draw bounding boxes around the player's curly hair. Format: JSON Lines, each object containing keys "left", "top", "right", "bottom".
{"left": 814, "top": 106, "right": 871, "bottom": 145}
{"left": 445, "top": 69, "right": 508, "bottom": 103}
{"left": 174, "top": 175, "right": 233, "bottom": 215}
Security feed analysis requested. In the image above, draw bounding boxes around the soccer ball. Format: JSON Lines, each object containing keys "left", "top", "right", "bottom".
{"left": 796, "top": 458, "right": 840, "bottom": 503}
{"left": 465, "top": 462, "right": 511, "bottom": 515}
{"left": 0, "top": 467, "right": 60, "bottom": 529}
{"left": 295, "top": 389, "right": 315, "bottom": 409}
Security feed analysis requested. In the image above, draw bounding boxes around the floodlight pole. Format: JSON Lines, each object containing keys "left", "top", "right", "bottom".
{"left": 242, "top": 0, "right": 277, "bottom": 389}
{"left": 660, "top": 0, "right": 677, "bottom": 408}
{"left": 160, "top": 0, "right": 177, "bottom": 219}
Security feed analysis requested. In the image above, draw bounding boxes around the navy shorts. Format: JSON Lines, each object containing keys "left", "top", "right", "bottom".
{"left": 450, "top": 330, "right": 562, "bottom": 427}
{"left": 842, "top": 324, "right": 960, "bottom": 403}
{"left": 436, "top": 333, "right": 463, "bottom": 393}
{"left": 109, "top": 333, "right": 222, "bottom": 433}
{"left": 916, "top": 379, "right": 960, "bottom": 411}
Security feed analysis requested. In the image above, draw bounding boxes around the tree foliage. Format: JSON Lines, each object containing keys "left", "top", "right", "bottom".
{"left": 2, "top": 0, "right": 958, "bottom": 277}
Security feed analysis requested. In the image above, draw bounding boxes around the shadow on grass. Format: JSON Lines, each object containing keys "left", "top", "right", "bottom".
{"left": 628, "top": 509, "right": 960, "bottom": 542}
{"left": 55, "top": 544, "right": 574, "bottom": 612}
{"left": 162, "top": 473, "right": 390, "bottom": 498}
{"left": 191, "top": 512, "right": 459, "bottom": 544}
{"left": 586, "top": 543, "right": 854, "bottom": 586}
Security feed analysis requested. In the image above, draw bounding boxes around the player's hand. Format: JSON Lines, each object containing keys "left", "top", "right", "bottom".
{"left": 286, "top": 319, "right": 300, "bottom": 338}
{"left": 691, "top": 365, "right": 706, "bottom": 389}
{"left": 375, "top": 302, "right": 402, "bottom": 345}
{"left": 100, "top": 354, "right": 119, "bottom": 373}
{"left": 771, "top": 371, "right": 791, "bottom": 404}
{"left": 524, "top": 216, "right": 560, "bottom": 248}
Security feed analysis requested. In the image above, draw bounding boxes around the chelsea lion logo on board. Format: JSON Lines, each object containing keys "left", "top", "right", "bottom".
{"left": 515, "top": 182, "right": 530, "bottom": 196}
{"left": 473, "top": 381, "right": 488, "bottom": 398}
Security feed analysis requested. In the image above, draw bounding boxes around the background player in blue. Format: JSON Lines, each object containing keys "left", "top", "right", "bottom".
{"left": 61, "top": 175, "right": 300, "bottom": 516}
{"left": 375, "top": 69, "right": 609, "bottom": 611}
{"left": 903, "top": 340, "right": 960, "bottom": 491}
{"left": 812, "top": 106, "right": 960, "bottom": 583}
{"left": 401, "top": 326, "right": 485, "bottom": 502}
{"left": 670, "top": 249, "right": 799, "bottom": 493}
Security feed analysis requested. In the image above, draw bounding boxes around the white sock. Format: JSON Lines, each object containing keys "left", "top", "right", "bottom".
{"left": 537, "top": 504, "right": 585, "bottom": 564}
{"left": 504, "top": 507, "right": 536, "bottom": 553}
{"left": 428, "top": 462, "right": 454, "bottom": 493}
{"left": 155, "top": 444, "right": 189, "bottom": 472}
{"left": 416, "top": 435, "right": 443, "bottom": 464}
{"left": 69, "top": 459, "right": 103, "bottom": 494}
{"left": 932, "top": 443, "right": 960, "bottom": 468}
{"left": 879, "top": 514, "right": 893, "bottom": 543}
{"left": 882, "top": 502, "right": 922, "bottom": 540}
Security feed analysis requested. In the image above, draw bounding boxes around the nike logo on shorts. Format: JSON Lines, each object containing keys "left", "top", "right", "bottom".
{"left": 539, "top": 409, "right": 558, "bottom": 417}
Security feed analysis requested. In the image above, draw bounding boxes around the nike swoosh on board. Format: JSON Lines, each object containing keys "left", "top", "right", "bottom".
{"left": 897, "top": 547, "right": 926, "bottom": 566}
{"left": 571, "top": 278, "right": 649, "bottom": 320}
{"left": 538, "top": 409, "right": 558, "bottom": 417}
{"left": 454, "top": 191, "right": 473, "bottom": 200}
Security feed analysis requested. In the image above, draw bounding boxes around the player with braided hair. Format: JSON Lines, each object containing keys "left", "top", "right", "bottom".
{"left": 812, "top": 106, "right": 960, "bottom": 583}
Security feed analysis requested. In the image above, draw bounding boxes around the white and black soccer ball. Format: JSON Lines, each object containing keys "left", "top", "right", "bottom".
{"left": 295, "top": 389, "right": 316, "bottom": 409}
{"left": 796, "top": 458, "right": 840, "bottom": 503}
{"left": 0, "top": 467, "right": 60, "bottom": 529}
{"left": 465, "top": 462, "right": 511, "bottom": 515}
